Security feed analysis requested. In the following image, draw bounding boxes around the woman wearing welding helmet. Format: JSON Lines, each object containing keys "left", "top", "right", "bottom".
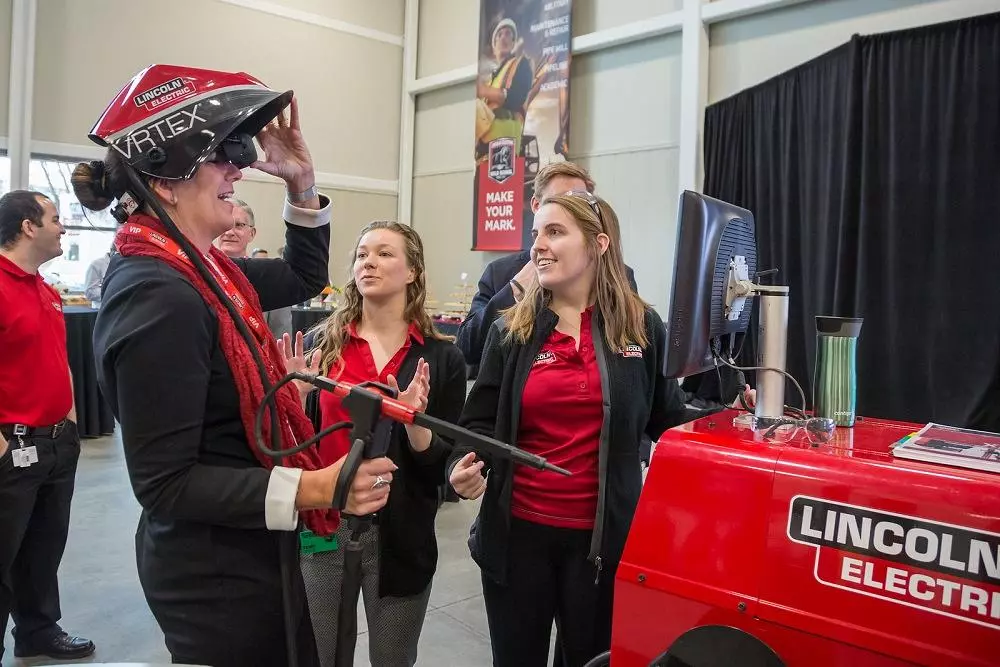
{"left": 71, "top": 65, "right": 394, "bottom": 667}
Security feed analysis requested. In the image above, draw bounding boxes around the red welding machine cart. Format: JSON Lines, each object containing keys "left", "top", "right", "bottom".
{"left": 611, "top": 411, "right": 1000, "bottom": 666}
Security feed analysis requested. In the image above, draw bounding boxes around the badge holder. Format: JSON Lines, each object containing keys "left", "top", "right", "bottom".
{"left": 11, "top": 425, "right": 38, "bottom": 468}
{"left": 299, "top": 529, "right": 339, "bottom": 555}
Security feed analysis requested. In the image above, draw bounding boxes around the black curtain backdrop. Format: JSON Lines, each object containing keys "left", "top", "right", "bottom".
{"left": 702, "top": 12, "right": 1000, "bottom": 427}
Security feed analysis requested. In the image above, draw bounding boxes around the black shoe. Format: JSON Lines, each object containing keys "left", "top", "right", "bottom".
{"left": 14, "top": 630, "right": 96, "bottom": 659}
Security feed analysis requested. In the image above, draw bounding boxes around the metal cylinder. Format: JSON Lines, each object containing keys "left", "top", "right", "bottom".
{"left": 755, "top": 293, "right": 789, "bottom": 420}
{"left": 813, "top": 316, "right": 863, "bottom": 427}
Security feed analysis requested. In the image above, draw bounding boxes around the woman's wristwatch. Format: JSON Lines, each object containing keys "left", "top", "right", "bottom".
{"left": 287, "top": 184, "right": 318, "bottom": 203}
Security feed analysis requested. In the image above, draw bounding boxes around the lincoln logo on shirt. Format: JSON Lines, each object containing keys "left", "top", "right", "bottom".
{"left": 534, "top": 350, "right": 556, "bottom": 366}
{"left": 623, "top": 344, "right": 643, "bottom": 358}
{"left": 51, "top": 300, "right": 62, "bottom": 311}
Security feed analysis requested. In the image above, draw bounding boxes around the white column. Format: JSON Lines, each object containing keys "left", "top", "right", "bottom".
{"left": 677, "top": 0, "right": 709, "bottom": 194}
{"left": 397, "top": 0, "right": 419, "bottom": 225}
{"left": 7, "top": 0, "right": 37, "bottom": 191}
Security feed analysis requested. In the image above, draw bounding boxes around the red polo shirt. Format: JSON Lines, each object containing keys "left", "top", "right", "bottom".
{"left": 0, "top": 255, "right": 73, "bottom": 427}
{"left": 318, "top": 322, "right": 424, "bottom": 466}
{"left": 512, "top": 308, "right": 603, "bottom": 530}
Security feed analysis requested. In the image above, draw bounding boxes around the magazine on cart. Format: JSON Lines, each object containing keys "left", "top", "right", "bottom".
{"left": 892, "top": 423, "right": 1000, "bottom": 473}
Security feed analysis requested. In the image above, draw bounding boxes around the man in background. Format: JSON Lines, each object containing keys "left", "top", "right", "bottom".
{"left": 216, "top": 196, "right": 258, "bottom": 258}
{"left": 0, "top": 191, "right": 95, "bottom": 661}
{"left": 216, "top": 198, "right": 292, "bottom": 340}
{"left": 83, "top": 243, "right": 113, "bottom": 303}
{"left": 250, "top": 248, "right": 269, "bottom": 258}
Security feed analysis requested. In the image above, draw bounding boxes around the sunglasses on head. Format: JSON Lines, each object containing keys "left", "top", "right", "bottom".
{"left": 561, "top": 190, "right": 604, "bottom": 228}
{"left": 207, "top": 133, "right": 257, "bottom": 169}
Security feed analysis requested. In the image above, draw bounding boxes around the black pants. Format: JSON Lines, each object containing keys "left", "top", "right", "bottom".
{"left": 0, "top": 424, "right": 81, "bottom": 655}
{"left": 482, "top": 517, "right": 613, "bottom": 667}
{"left": 142, "top": 524, "right": 320, "bottom": 667}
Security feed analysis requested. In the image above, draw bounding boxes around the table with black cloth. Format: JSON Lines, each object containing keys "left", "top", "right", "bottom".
{"left": 63, "top": 306, "right": 115, "bottom": 438}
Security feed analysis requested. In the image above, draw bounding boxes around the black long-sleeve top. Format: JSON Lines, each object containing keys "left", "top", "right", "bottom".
{"left": 450, "top": 306, "right": 690, "bottom": 587}
{"left": 306, "top": 335, "right": 468, "bottom": 597}
{"left": 92, "top": 197, "right": 331, "bottom": 666}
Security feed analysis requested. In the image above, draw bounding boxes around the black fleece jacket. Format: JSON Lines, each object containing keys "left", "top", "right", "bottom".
{"left": 450, "top": 306, "right": 689, "bottom": 586}
{"left": 308, "top": 334, "right": 468, "bottom": 597}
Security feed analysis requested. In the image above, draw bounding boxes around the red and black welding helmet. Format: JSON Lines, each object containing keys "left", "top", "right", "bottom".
{"left": 88, "top": 64, "right": 292, "bottom": 180}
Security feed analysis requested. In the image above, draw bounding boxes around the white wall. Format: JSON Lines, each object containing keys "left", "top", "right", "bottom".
{"left": 408, "top": 0, "right": 1000, "bottom": 316}
{"left": 575, "top": 0, "right": 682, "bottom": 34}
{"left": 269, "top": 0, "right": 405, "bottom": 35}
{"left": 416, "top": 0, "right": 479, "bottom": 78}
{"left": 11, "top": 0, "right": 405, "bottom": 280}
{"left": 709, "top": 0, "right": 1000, "bottom": 104}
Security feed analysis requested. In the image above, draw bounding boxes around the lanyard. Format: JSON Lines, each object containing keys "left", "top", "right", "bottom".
{"left": 123, "top": 223, "right": 268, "bottom": 342}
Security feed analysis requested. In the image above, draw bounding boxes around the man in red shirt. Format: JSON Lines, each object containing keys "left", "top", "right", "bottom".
{"left": 0, "top": 190, "right": 94, "bottom": 661}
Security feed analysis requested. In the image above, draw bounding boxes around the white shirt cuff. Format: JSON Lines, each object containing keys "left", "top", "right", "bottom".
{"left": 265, "top": 466, "right": 303, "bottom": 531}
{"left": 283, "top": 193, "right": 332, "bottom": 229}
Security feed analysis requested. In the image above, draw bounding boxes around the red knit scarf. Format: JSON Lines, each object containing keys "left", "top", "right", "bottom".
{"left": 116, "top": 213, "right": 339, "bottom": 536}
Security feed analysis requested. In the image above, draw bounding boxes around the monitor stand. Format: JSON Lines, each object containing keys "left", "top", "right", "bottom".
{"left": 725, "top": 260, "right": 791, "bottom": 421}
{"left": 753, "top": 285, "right": 790, "bottom": 420}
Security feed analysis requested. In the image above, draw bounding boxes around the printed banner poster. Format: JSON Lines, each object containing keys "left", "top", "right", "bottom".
{"left": 473, "top": 0, "right": 573, "bottom": 251}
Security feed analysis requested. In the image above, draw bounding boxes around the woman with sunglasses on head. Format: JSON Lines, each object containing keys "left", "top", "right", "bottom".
{"left": 449, "top": 191, "right": 691, "bottom": 667}
{"left": 72, "top": 65, "right": 394, "bottom": 667}
{"left": 284, "top": 220, "right": 467, "bottom": 667}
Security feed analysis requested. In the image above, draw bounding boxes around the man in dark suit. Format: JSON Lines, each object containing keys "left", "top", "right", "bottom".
{"left": 457, "top": 162, "right": 637, "bottom": 367}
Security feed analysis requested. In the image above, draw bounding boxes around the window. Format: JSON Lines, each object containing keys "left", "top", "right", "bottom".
{"left": 29, "top": 156, "right": 117, "bottom": 294}
{"left": 0, "top": 152, "right": 9, "bottom": 194}
{"left": 0, "top": 153, "right": 119, "bottom": 294}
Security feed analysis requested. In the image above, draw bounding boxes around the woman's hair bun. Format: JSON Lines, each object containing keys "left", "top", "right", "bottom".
{"left": 90, "top": 160, "right": 109, "bottom": 197}
{"left": 71, "top": 159, "right": 114, "bottom": 212}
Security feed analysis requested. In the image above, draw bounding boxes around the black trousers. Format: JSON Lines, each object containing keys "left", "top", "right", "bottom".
{"left": 142, "top": 523, "right": 320, "bottom": 667}
{"left": 481, "top": 517, "right": 614, "bottom": 667}
{"left": 0, "top": 424, "right": 81, "bottom": 655}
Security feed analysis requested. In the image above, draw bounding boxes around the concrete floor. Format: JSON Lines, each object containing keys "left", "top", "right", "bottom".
{"left": 1, "top": 432, "right": 500, "bottom": 667}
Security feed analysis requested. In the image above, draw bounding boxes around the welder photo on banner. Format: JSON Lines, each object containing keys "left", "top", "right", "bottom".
{"left": 473, "top": 0, "right": 572, "bottom": 251}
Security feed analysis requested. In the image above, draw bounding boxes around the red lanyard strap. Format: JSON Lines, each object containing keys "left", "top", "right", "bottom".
{"left": 123, "top": 223, "right": 268, "bottom": 341}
